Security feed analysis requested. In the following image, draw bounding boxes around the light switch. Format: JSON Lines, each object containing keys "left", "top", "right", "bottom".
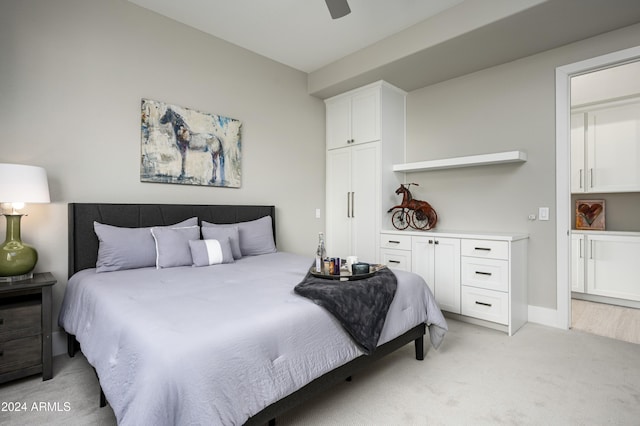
{"left": 315, "top": 208, "right": 321, "bottom": 219}
{"left": 539, "top": 207, "right": 549, "bottom": 221}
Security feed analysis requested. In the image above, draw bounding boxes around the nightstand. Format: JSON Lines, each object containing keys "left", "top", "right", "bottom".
{"left": 0, "top": 272, "right": 56, "bottom": 383}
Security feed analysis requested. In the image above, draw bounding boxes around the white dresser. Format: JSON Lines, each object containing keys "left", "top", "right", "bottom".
{"left": 381, "top": 230, "right": 528, "bottom": 335}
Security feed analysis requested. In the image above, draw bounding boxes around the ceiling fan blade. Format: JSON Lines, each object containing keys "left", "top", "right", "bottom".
{"left": 325, "top": 0, "right": 351, "bottom": 19}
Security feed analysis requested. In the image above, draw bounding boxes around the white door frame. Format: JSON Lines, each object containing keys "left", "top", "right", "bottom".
{"left": 555, "top": 45, "right": 640, "bottom": 329}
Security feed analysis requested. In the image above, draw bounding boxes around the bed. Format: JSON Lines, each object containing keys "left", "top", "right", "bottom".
{"left": 59, "top": 203, "right": 447, "bottom": 425}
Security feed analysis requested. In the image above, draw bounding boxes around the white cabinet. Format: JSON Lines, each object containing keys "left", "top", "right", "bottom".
{"left": 326, "top": 86, "right": 380, "bottom": 150}
{"left": 325, "top": 81, "right": 406, "bottom": 263}
{"left": 326, "top": 142, "right": 379, "bottom": 262}
{"left": 571, "top": 233, "right": 585, "bottom": 293}
{"left": 379, "top": 234, "right": 411, "bottom": 271}
{"left": 412, "top": 236, "right": 461, "bottom": 314}
{"left": 571, "top": 99, "right": 640, "bottom": 193}
{"left": 381, "top": 230, "right": 528, "bottom": 335}
{"left": 572, "top": 232, "right": 640, "bottom": 302}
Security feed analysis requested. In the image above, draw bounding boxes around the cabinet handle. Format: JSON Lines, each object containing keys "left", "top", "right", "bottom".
{"left": 579, "top": 169, "right": 583, "bottom": 189}
{"left": 428, "top": 240, "right": 433, "bottom": 244}
{"left": 434, "top": 240, "right": 439, "bottom": 245}
{"left": 475, "top": 271, "right": 492, "bottom": 276}
{"left": 590, "top": 240, "right": 594, "bottom": 260}
{"left": 475, "top": 301, "right": 492, "bottom": 307}
{"left": 388, "top": 240, "right": 400, "bottom": 244}
{"left": 579, "top": 239, "right": 583, "bottom": 259}
{"left": 474, "top": 247, "right": 491, "bottom": 251}
{"left": 589, "top": 168, "right": 594, "bottom": 188}
{"left": 388, "top": 260, "right": 401, "bottom": 264}
{"left": 351, "top": 192, "right": 355, "bottom": 217}
{"left": 347, "top": 192, "right": 350, "bottom": 217}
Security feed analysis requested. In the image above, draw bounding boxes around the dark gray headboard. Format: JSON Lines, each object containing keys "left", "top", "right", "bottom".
{"left": 68, "top": 203, "right": 276, "bottom": 277}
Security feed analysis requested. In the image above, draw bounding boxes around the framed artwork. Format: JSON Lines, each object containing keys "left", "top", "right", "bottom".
{"left": 140, "top": 98, "right": 242, "bottom": 188}
{"left": 575, "top": 200, "right": 605, "bottom": 230}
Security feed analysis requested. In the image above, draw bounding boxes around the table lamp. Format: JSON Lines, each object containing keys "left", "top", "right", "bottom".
{"left": 0, "top": 163, "right": 50, "bottom": 282}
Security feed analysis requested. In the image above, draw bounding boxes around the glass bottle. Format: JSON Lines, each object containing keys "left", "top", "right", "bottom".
{"left": 316, "top": 232, "right": 326, "bottom": 272}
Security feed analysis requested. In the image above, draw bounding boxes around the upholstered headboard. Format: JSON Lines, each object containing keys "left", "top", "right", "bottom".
{"left": 68, "top": 203, "right": 276, "bottom": 277}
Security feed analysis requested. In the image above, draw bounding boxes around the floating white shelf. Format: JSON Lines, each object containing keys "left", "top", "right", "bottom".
{"left": 393, "top": 150, "right": 527, "bottom": 172}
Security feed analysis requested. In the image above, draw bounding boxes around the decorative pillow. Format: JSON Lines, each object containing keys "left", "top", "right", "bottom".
{"left": 189, "top": 238, "right": 235, "bottom": 266}
{"left": 201, "top": 226, "right": 242, "bottom": 259}
{"left": 202, "top": 216, "right": 276, "bottom": 256}
{"left": 150, "top": 226, "right": 200, "bottom": 269}
{"left": 94, "top": 217, "right": 197, "bottom": 272}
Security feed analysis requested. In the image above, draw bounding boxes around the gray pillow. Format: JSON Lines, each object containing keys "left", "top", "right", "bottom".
{"left": 189, "top": 238, "right": 235, "bottom": 266}
{"left": 201, "top": 225, "right": 242, "bottom": 259}
{"left": 202, "top": 216, "right": 276, "bottom": 256}
{"left": 94, "top": 217, "right": 197, "bottom": 272}
{"left": 150, "top": 226, "right": 200, "bottom": 269}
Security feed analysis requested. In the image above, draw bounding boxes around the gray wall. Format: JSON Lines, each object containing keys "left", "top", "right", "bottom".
{"left": 1, "top": 0, "right": 325, "bottom": 325}
{"left": 405, "top": 23, "right": 640, "bottom": 309}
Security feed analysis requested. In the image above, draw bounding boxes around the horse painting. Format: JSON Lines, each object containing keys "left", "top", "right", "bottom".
{"left": 140, "top": 99, "right": 242, "bottom": 188}
{"left": 159, "top": 107, "right": 224, "bottom": 184}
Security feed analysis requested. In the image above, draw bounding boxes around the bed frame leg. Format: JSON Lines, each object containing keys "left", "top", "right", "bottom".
{"left": 100, "top": 389, "right": 107, "bottom": 407}
{"left": 414, "top": 336, "right": 424, "bottom": 361}
{"left": 67, "top": 333, "right": 77, "bottom": 357}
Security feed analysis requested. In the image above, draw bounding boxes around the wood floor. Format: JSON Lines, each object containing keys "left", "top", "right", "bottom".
{"left": 571, "top": 299, "right": 640, "bottom": 344}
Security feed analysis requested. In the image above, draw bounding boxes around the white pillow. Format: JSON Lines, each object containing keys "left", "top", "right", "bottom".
{"left": 189, "top": 238, "right": 235, "bottom": 266}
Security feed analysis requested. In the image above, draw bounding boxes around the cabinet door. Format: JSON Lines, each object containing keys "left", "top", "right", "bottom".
{"left": 351, "top": 89, "right": 380, "bottom": 146}
{"left": 571, "top": 234, "right": 585, "bottom": 293}
{"left": 586, "top": 234, "right": 640, "bottom": 301}
{"left": 326, "top": 97, "right": 351, "bottom": 150}
{"left": 412, "top": 236, "right": 460, "bottom": 313}
{"left": 412, "top": 236, "right": 435, "bottom": 295}
{"left": 351, "top": 142, "right": 379, "bottom": 262}
{"left": 587, "top": 102, "right": 640, "bottom": 192}
{"left": 571, "top": 112, "right": 586, "bottom": 193}
{"left": 326, "top": 148, "right": 352, "bottom": 257}
{"left": 433, "top": 238, "right": 461, "bottom": 314}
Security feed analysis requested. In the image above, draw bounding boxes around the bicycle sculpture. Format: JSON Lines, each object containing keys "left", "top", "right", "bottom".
{"left": 388, "top": 183, "right": 438, "bottom": 230}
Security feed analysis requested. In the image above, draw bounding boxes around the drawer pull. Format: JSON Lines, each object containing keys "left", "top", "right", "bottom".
{"left": 475, "top": 301, "right": 492, "bottom": 307}
{"left": 475, "top": 271, "right": 492, "bottom": 276}
{"left": 474, "top": 247, "right": 491, "bottom": 251}
{"left": 388, "top": 260, "right": 401, "bottom": 264}
{"left": 388, "top": 240, "right": 400, "bottom": 244}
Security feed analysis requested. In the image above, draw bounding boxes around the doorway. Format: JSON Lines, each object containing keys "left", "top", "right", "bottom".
{"left": 555, "top": 45, "right": 640, "bottom": 335}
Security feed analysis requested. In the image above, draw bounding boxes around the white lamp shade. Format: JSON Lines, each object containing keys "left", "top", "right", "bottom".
{"left": 0, "top": 163, "right": 51, "bottom": 204}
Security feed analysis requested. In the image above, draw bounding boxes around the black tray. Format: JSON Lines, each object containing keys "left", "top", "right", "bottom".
{"left": 309, "top": 264, "right": 386, "bottom": 281}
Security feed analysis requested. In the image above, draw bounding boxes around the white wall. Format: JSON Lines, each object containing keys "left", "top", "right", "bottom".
{"left": 404, "top": 23, "right": 640, "bottom": 310}
{"left": 0, "top": 0, "right": 325, "bottom": 328}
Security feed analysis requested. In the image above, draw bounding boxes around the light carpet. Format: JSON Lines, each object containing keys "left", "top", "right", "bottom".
{"left": 1, "top": 319, "right": 639, "bottom": 425}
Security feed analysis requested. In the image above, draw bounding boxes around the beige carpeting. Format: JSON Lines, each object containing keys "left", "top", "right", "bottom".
{"left": 571, "top": 299, "right": 640, "bottom": 344}
{"left": 1, "top": 319, "right": 639, "bottom": 425}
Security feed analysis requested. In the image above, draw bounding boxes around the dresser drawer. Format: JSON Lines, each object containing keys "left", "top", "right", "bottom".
{"left": 380, "top": 234, "right": 412, "bottom": 251}
{"left": 461, "top": 286, "right": 508, "bottom": 325}
{"left": 461, "top": 257, "right": 509, "bottom": 292}
{"left": 0, "top": 335, "right": 42, "bottom": 374}
{"left": 380, "top": 249, "right": 411, "bottom": 271}
{"left": 0, "top": 301, "right": 41, "bottom": 341}
{"left": 461, "top": 239, "right": 509, "bottom": 260}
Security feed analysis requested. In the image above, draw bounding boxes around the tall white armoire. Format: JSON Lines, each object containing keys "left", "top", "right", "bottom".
{"left": 324, "top": 81, "right": 406, "bottom": 263}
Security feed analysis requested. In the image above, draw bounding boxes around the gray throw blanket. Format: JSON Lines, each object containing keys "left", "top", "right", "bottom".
{"left": 294, "top": 266, "right": 397, "bottom": 355}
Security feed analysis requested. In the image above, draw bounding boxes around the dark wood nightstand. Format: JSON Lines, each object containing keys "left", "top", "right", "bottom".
{"left": 0, "top": 272, "right": 56, "bottom": 383}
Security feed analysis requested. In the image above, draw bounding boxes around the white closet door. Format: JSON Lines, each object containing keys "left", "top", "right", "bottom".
{"left": 326, "top": 148, "right": 352, "bottom": 257}
{"left": 350, "top": 142, "right": 379, "bottom": 262}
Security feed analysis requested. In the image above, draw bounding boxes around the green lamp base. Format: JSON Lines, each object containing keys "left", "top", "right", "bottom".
{"left": 0, "top": 214, "right": 39, "bottom": 282}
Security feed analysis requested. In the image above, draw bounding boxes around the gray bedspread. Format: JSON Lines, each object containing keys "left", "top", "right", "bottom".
{"left": 58, "top": 252, "right": 447, "bottom": 425}
{"left": 294, "top": 266, "right": 397, "bottom": 354}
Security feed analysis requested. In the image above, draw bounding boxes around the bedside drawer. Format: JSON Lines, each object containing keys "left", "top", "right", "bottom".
{"left": 380, "top": 249, "right": 411, "bottom": 271}
{"left": 0, "top": 301, "right": 41, "bottom": 341}
{"left": 461, "top": 239, "right": 508, "bottom": 260}
{"left": 0, "top": 335, "right": 42, "bottom": 374}
{"left": 380, "top": 234, "right": 411, "bottom": 251}
{"left": 461, "top": 257, "right": 509, "bottom": 292}
{"left": 461, "top": 286, "right": 508, "bottom": 325}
